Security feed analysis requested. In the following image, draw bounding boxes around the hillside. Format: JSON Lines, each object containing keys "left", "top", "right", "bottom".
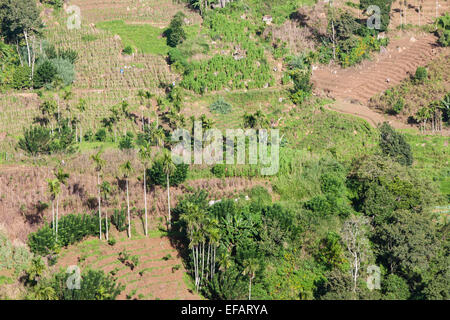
{"left": 0, "top": 0, "right": 449, "bottom": 302}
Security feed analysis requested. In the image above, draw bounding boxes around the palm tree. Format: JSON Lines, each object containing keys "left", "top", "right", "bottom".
{"left": 161, "top": 151, "right": 176, "bottom": 229}
{"left": 120, "top": 160, "right": 134, "bottom": 238}
{"left": 76, "top": 99, "right": 87, "bottom": 143}
{"left": 90, "top": 150, "right": 106, "bottom": 240}
{"left": 139, "top": 142, "right": 153, "bottom": 236}
{"left": 242, "top": 258, "right": 259, "bottom": 300}
{"left": 54, "top": 167, "right": 69, "bottom": 240}
{"left": 47, "top": 179, "right": 60, "bottom": 240}
{"left": 100, "top": 181, "right": 112, "bottom": 241}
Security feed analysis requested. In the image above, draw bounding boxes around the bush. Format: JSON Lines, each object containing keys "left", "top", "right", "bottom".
{"left": 118, "top": 132, "right": 135, "bottom": 150}
{"left": 51, "top": 58, "right": 75, "bottom": 86}
{"left": 111, "top": 208, "right": 127, "bottom": 232}
{"left": 28, "top": 213, "right": 108, "bottom": 255}
{"left": 414, "top": 66, "right": 428, "bottom": 84}
{"left": 147, "top": 160, "right": 188, "bottom": 188}
{"left": 165, "top": 11, "right": 187, "bottom": 47}
{"left": 34, "top": 60, "right": 57, "bottom": 88}
{"left": 211, "top": 164, "right": 226, "bottom": 178}
{"left": 209, "top": 96, "right": 232, "bottom": 114}
{"left": 18, "top": 126, "right": 52, "bottom": 156}
{"left": 51, "top": 269, "right": 124, "bottom": 300}
{"left": 122, "top": 46, "right": 133, "bottom": 55}
{"left": 95, "top": 128, "right": 107, "bottom": 142}
{"left": 379, "top": 122, "right": 413, "bottom": 166}
{"left": 12, "top": 66, "right": 32, "bottom": 89}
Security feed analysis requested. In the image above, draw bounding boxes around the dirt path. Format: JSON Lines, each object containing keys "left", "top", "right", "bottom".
{"left": 325, "top": 99, "right": 417, "bottom": 130}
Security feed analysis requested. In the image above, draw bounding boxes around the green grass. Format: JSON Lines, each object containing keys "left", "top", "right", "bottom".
{"left": 96, "top": 20, "right": 170, "bottom": 55}
{"left": 96, "top": 20, "right": 200, "bottom": 56}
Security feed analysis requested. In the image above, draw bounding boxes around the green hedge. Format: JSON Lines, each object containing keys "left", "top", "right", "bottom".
{"left": 28, "top": 213, "right": 108, "bottom": 255}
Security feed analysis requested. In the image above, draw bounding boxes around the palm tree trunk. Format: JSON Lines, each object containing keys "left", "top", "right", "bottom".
{"left": 249, "top": 277, "right": 252, "bottom": 300}
{"left": 56, "top": 197, "right": 59, "bottom": 241}
{"left": 144, "top": 168, "right": 148, "bottom": 236}
{"left": 98, "top": 172, "right": 102, "bottom": 240}
{"left": 105, "top": 210, "right": 109, "bottom": 241}
{"left": 52, "top": 200, "right": 55, "bottom": 234}
{"left": 166, "top": 174, "right": 171, "bottom": 229}
{"left": 127, "top": 179, "right": 131, "bottom": 238}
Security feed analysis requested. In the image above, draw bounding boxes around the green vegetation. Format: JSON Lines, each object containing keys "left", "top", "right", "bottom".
{"left": 96, "top": 20, "right": 172, "bottom": 55}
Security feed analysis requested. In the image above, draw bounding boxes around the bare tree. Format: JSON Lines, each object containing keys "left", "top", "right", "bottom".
{"left": 342, "top": 215, "right": 370, "bottom": 296}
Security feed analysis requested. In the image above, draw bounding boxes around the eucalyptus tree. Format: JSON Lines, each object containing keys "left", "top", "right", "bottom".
{"left": 138, "top": 142, "right": 153, "bottom": 236}
{"left": 120, "top": 160, "right": 134, "bottom": 238}
{"left": 162, "top": 150, "right": 176, "bottom": 229}
{"left": 90, "top": 150, "right": 106, "bottom": 240}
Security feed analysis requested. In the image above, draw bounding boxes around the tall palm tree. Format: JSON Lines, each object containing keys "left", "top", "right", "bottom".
{"left": 161, "top": 151, "right": 176, "bottom": 229}
{"left": 47, "top": 179, "right": 60, "bottom": 240}
{"left": 54, "top": 167, "right": 69, "bottom": 240}
{"left": 120, "top": 160, "right": 134, "bottom": 238}
{"left": 76, "top": 99, "right": 87, "bottom": 143}
{"left": 100, "top": 181, "right": 112, "bottom": 241}
{"left": 242, "top": 258, "right": 259, "bottom": 300}
{"left": 90, "top": 150, "right": 106, "bottom": 240}
{"left": 138, "top": 142, "right": 153, "bottom": 236}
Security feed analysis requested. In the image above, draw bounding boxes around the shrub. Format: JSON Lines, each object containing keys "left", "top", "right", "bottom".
{"left": 211, "top": 164, "right": 226, "bottom": 178}
{"left": 51, "top": 58, "right": 75, "bottom": 86}
{"left": 111, "top": 208, "right": 127, "bottom": 232}
{"left": 108, "top": 238, "right": 116, "bottom": 246}
{"left": 379, "top": 122, "right": 413, "bottom": 166}
{"left": 51, "top": 269, "right": 124, "bottom": 300}
{"left": 28, "top": 213, "right": 108, "bottom": 255}
{"left": 118, "top": 132, "right": 135, "bottom": 150}
{"left": 414, "top": 66, "right": 428, "bottom": 84}
{"left": 165, "top": 11, "right": 187, "bottom": 47}
{"left": 34, "top": 60, "right": 57, "bottom": 88}
{"left": 12, "top": 66, "right": 32, "bottom": 89}
{"left": 95, "top": 128, "right": 107, "bottom": 142}
{"left": 209, "top": 96, "right": 232, "bottom": 114}
{"left": 147, "top": 160, "right": 188, "bottom": 188}
{"left": 18, "top": 126, "right": 52, "bottom": 156}
{"left": 122, "top": 46, "right": 133, "bottom": 55}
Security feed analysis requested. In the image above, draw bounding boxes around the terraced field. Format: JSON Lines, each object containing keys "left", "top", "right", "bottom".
{"left": 312, "top": 32, "right": 442, "bottom": 104}
{"left": 55, "top": 229, "right": 200, "bottom": 300}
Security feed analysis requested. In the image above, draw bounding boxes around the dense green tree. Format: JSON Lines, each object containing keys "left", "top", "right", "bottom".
{"left": 165, "top": 11, "right": 187, "bottom": 47}
{"left": 379, "top": 122, "right": 413, "bottom": 166}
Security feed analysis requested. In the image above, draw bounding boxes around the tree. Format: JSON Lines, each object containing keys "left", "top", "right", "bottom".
{"left": 18, "top": 125, "right": 52, "bottom": 156}
{"left": 161, "top": 151, "right": 176, "bottom": 229}
{"left": 100, "top": 181, "right": 112, "bottom": 241}
{"left": 360, "top": 0, "right": 394, "bottom": 32}
{"left": 120, "top": 160, "right": 134, "bottom": 238}
{"left": 47, "top": 178, "right": 61, "bottom": 240}
{"left": 242, "top": 258, "right": 259, "bottom": 300}
{"left": 75, "top": 99, "right": 87, "bottom": 143}
{"left": 341, "top": 214, "right": 370, "bottom": 296}
{"left": 0, "top": 0, "right": 42, "bottom": 70}
{"left": 379, "top": 122, "right": 413, "bottom": 166}
{"left": 90, "top": 150, "right": 106, "bottom": 240}
{"left": 165, "top": 11, "right": 187, "bottom": 47}
{"left": 138, "top": 142, "right": 153, "bottom": 236}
